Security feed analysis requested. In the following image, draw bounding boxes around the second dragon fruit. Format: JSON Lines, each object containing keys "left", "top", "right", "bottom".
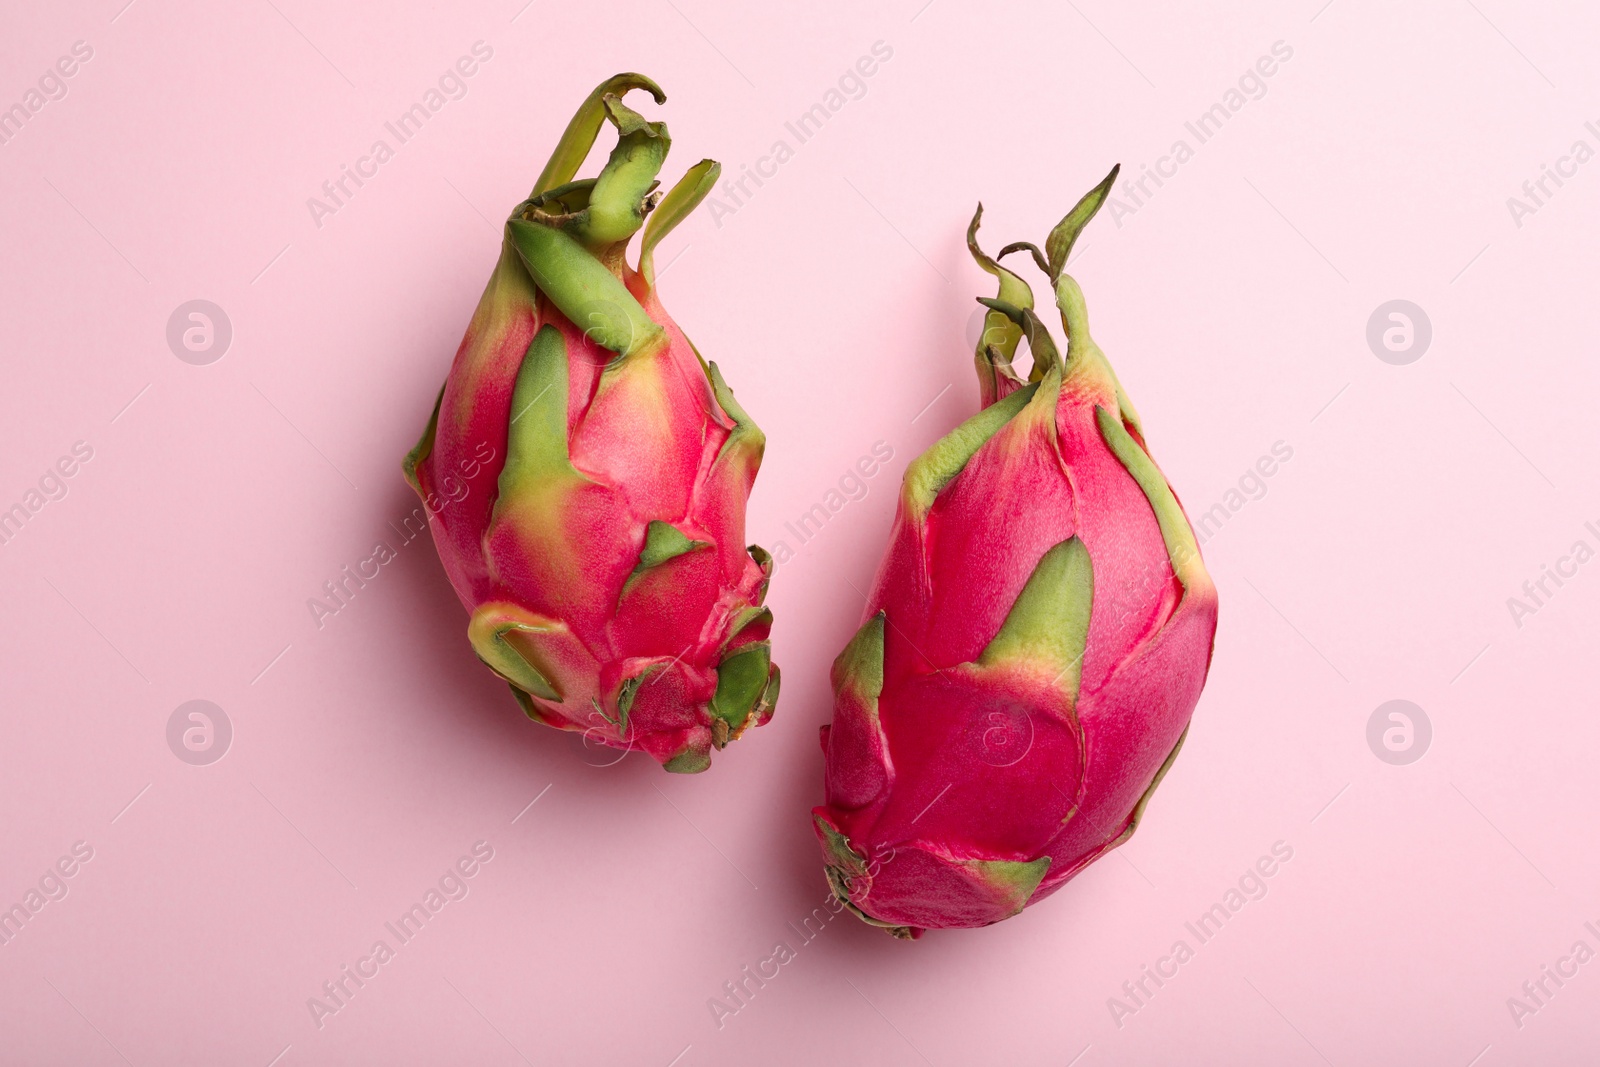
{"left": 813, "top": 168, "right": 1220, "bottom": 936}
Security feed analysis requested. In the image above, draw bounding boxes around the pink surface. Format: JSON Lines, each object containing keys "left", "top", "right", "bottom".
{"left": 1, "top": 1, "right": 1597, "bottom": 1064}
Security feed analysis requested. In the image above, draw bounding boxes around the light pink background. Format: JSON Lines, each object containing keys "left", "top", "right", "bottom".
{"left": 3, "top": 0, "right": 1598, "bottom": 1063}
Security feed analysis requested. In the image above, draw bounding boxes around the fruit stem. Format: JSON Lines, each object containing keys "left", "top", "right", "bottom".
{"left": 567, "top": 94, "right": 670, "bottom": 251}
{"left": 1053, "top": 274, "right": 1092, "bottom": 358}
{"left": 531, "top": 73, "right": 665, "bottom": 199}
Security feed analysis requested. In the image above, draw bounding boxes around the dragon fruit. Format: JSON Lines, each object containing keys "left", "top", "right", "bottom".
{"left": 812, "top": 167, "right": 1218, "bottom": 935}
{"left": 404, "top": 74, "right": 778, "bottom": 773}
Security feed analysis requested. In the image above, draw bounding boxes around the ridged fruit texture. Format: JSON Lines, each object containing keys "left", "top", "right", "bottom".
{"left": 405, "top": 74, "right": 778, "bottom": 773}
{"left": 812, "top": 168, "right": 1218, "bottom": 936}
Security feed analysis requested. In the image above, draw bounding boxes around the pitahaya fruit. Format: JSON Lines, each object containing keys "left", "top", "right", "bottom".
{"left": 812, "top": 167, "right": 1218, "bottom": 935}
{"left": 404, "top": 74, "right": 778, "bottom": 773}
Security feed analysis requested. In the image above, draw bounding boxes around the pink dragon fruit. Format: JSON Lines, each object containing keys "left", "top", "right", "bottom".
{"left": 812, "top": 167, "right": 1218, "bottom": 935}
{"left": 404, "top": 74, "right": 777, "bottom": 773}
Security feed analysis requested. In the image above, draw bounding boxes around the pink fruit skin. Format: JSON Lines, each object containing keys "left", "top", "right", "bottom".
{"left": 813, "top": 188, "right": 1218, "bottom": 936}
{"left": 412, "top": 260, "right": 772, "bottom": 770}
